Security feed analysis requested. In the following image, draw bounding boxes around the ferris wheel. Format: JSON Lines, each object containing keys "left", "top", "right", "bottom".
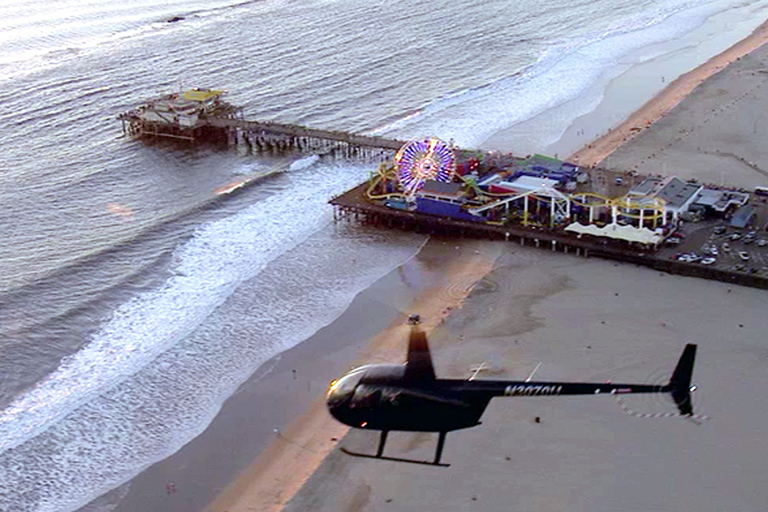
{"left": 394, "top": 137, "right": 456, "bottom": 196}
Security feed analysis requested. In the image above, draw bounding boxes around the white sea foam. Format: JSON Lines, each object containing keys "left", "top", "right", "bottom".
{"left": 0, "top": 161, "right": 427, "bottom": 512}
{"left": 0, "top": 162, "right": 369, "bottom": 455}
{"left": 288, "top": 154, "right": 320, "bottom": 171}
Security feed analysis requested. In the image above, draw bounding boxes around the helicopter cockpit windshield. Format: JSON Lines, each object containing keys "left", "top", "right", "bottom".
{"left": 327, "top": 366, "right": 370, "bottom": 405}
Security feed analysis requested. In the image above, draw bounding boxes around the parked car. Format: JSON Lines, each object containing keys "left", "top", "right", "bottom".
{"left": 722, "top": 243, "right": 731, "bottom": 252}
{"left": 730, "top": 233, "right": 743, "bottom": 241}
{"left": 758, "top": 239, "right": 767, "bottom": 247}
{"left": 713, "top": 225, "right": 727, "bottom": 235}
{"left": 739, "top": 251, "right": 750, "bottom": 261}
{"left": 701, "top": 257, "right": 716, "bottom": 265}
{"left": 678, "top": 253, "right": 701, "bottom": 263}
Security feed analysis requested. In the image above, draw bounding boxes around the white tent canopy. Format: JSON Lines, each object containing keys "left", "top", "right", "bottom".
{"left": 565, "top": 222, "right": 663, "bottom": 245}
{"left": 495, "top": 176, "right": 561, "bottom": 194}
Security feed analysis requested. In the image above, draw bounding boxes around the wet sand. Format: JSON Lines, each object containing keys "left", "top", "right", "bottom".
{"left": 102, "top": 237, "right": 502, "bottom": 512}
{"left": 480, "top": 15, "right": 768, "bottom": 161}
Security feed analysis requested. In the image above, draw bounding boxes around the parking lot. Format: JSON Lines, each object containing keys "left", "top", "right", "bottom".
{"left": 658, "top": 216, "right": 768, "bottom": 275}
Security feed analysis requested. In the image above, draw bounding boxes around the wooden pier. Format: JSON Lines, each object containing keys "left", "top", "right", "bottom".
{"left": 119, "top": 89, "right": 242, "bottom": 141}
{"left": 119, "top": 88, "right": 403, "bottom": 159}
{"left": 119, "top": 90, "right": 768, "bottom": 291}
{"left": 208, "top": 117, "right": 404, "bottom": 157}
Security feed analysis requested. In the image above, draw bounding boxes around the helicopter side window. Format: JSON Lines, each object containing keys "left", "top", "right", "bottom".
{"left": 381, "top": 388, "right": 401, "bottom": 404}
{"left": 351, "top": 385, "right": 382, "bottom": 408}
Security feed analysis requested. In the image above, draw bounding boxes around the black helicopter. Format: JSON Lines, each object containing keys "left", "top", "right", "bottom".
{"left": 326, "top": 315, "right": 697, "bottom": 466}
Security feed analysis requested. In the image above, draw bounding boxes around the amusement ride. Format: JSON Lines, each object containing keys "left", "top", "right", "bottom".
{"left": 367, "top": 137, "right": 675, "bottom": 239}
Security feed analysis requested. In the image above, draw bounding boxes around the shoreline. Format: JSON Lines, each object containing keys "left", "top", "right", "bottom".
{"left": 569, "top": 16, "right": 768, "bottom": 167}
{"left": 478, "top": 8, "right": 768, "bottom": 159}
{"left": 206, "top": 238, "right": 502, "bottom": 512}
{"left": 99, "top": 237, "right": 502, "bottom": 512}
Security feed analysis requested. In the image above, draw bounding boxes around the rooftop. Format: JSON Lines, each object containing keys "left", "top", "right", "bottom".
{"left": 496, "top": 176, "right": 561, "bottom": 194}
{"left": 417, "top": 180, "right": 464, "bottom": 199}
{"left": 693, "top": 188, "right": 750, "bottom": 212}
{"left": 730, "top": 204, "right": 755, "bottom": 228}
{"left": 630, "top": 176, "right": 702, "bottom": 209}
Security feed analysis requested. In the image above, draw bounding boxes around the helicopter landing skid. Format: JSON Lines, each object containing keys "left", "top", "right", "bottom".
{"left": 340, "top": 447, "right": 450, "bottom": 467}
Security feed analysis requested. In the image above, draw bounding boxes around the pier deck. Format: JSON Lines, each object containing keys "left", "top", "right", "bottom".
{"left": 206, "top": 117, "right": 404, "bottom": 151}
{"left": 330, "top": 182, "right": 768, "bottom": 291}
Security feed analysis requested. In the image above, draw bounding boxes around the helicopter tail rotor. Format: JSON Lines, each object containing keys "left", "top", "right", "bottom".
{"left": 669, "top": 344, "right": 697, "bottom": 416}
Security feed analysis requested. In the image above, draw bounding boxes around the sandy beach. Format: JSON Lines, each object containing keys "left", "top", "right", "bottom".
{"left": 207, "top": 238, "right": 502, "bottom": 512}
{"left": 570, "top": 17, "right": 768, "bottom": 176}
{"left": 102, "top": 237, "right": 503, "bottom": 512}
{"left": 276, "top": 247, "right": 768, "bottom": 511}
{"left": 596, "top": 40, "right": 768, "bottom": 188}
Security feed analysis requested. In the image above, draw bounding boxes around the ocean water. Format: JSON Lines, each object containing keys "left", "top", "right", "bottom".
{"left": 1, "top": 0, "right": 767, "bottom": 510}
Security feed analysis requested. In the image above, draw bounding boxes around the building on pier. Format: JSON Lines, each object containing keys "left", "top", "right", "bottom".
{"left": 690, "top": 187, "right": 750, "bottom": 216}
{"left": 628, "top": 176, "right": 702, "bottom": 222}
{"left": 119, "top": 88, "right": 402, "bottom": 161}
{"left": 119, "top": 88, "right": 242, "bottom": 141}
